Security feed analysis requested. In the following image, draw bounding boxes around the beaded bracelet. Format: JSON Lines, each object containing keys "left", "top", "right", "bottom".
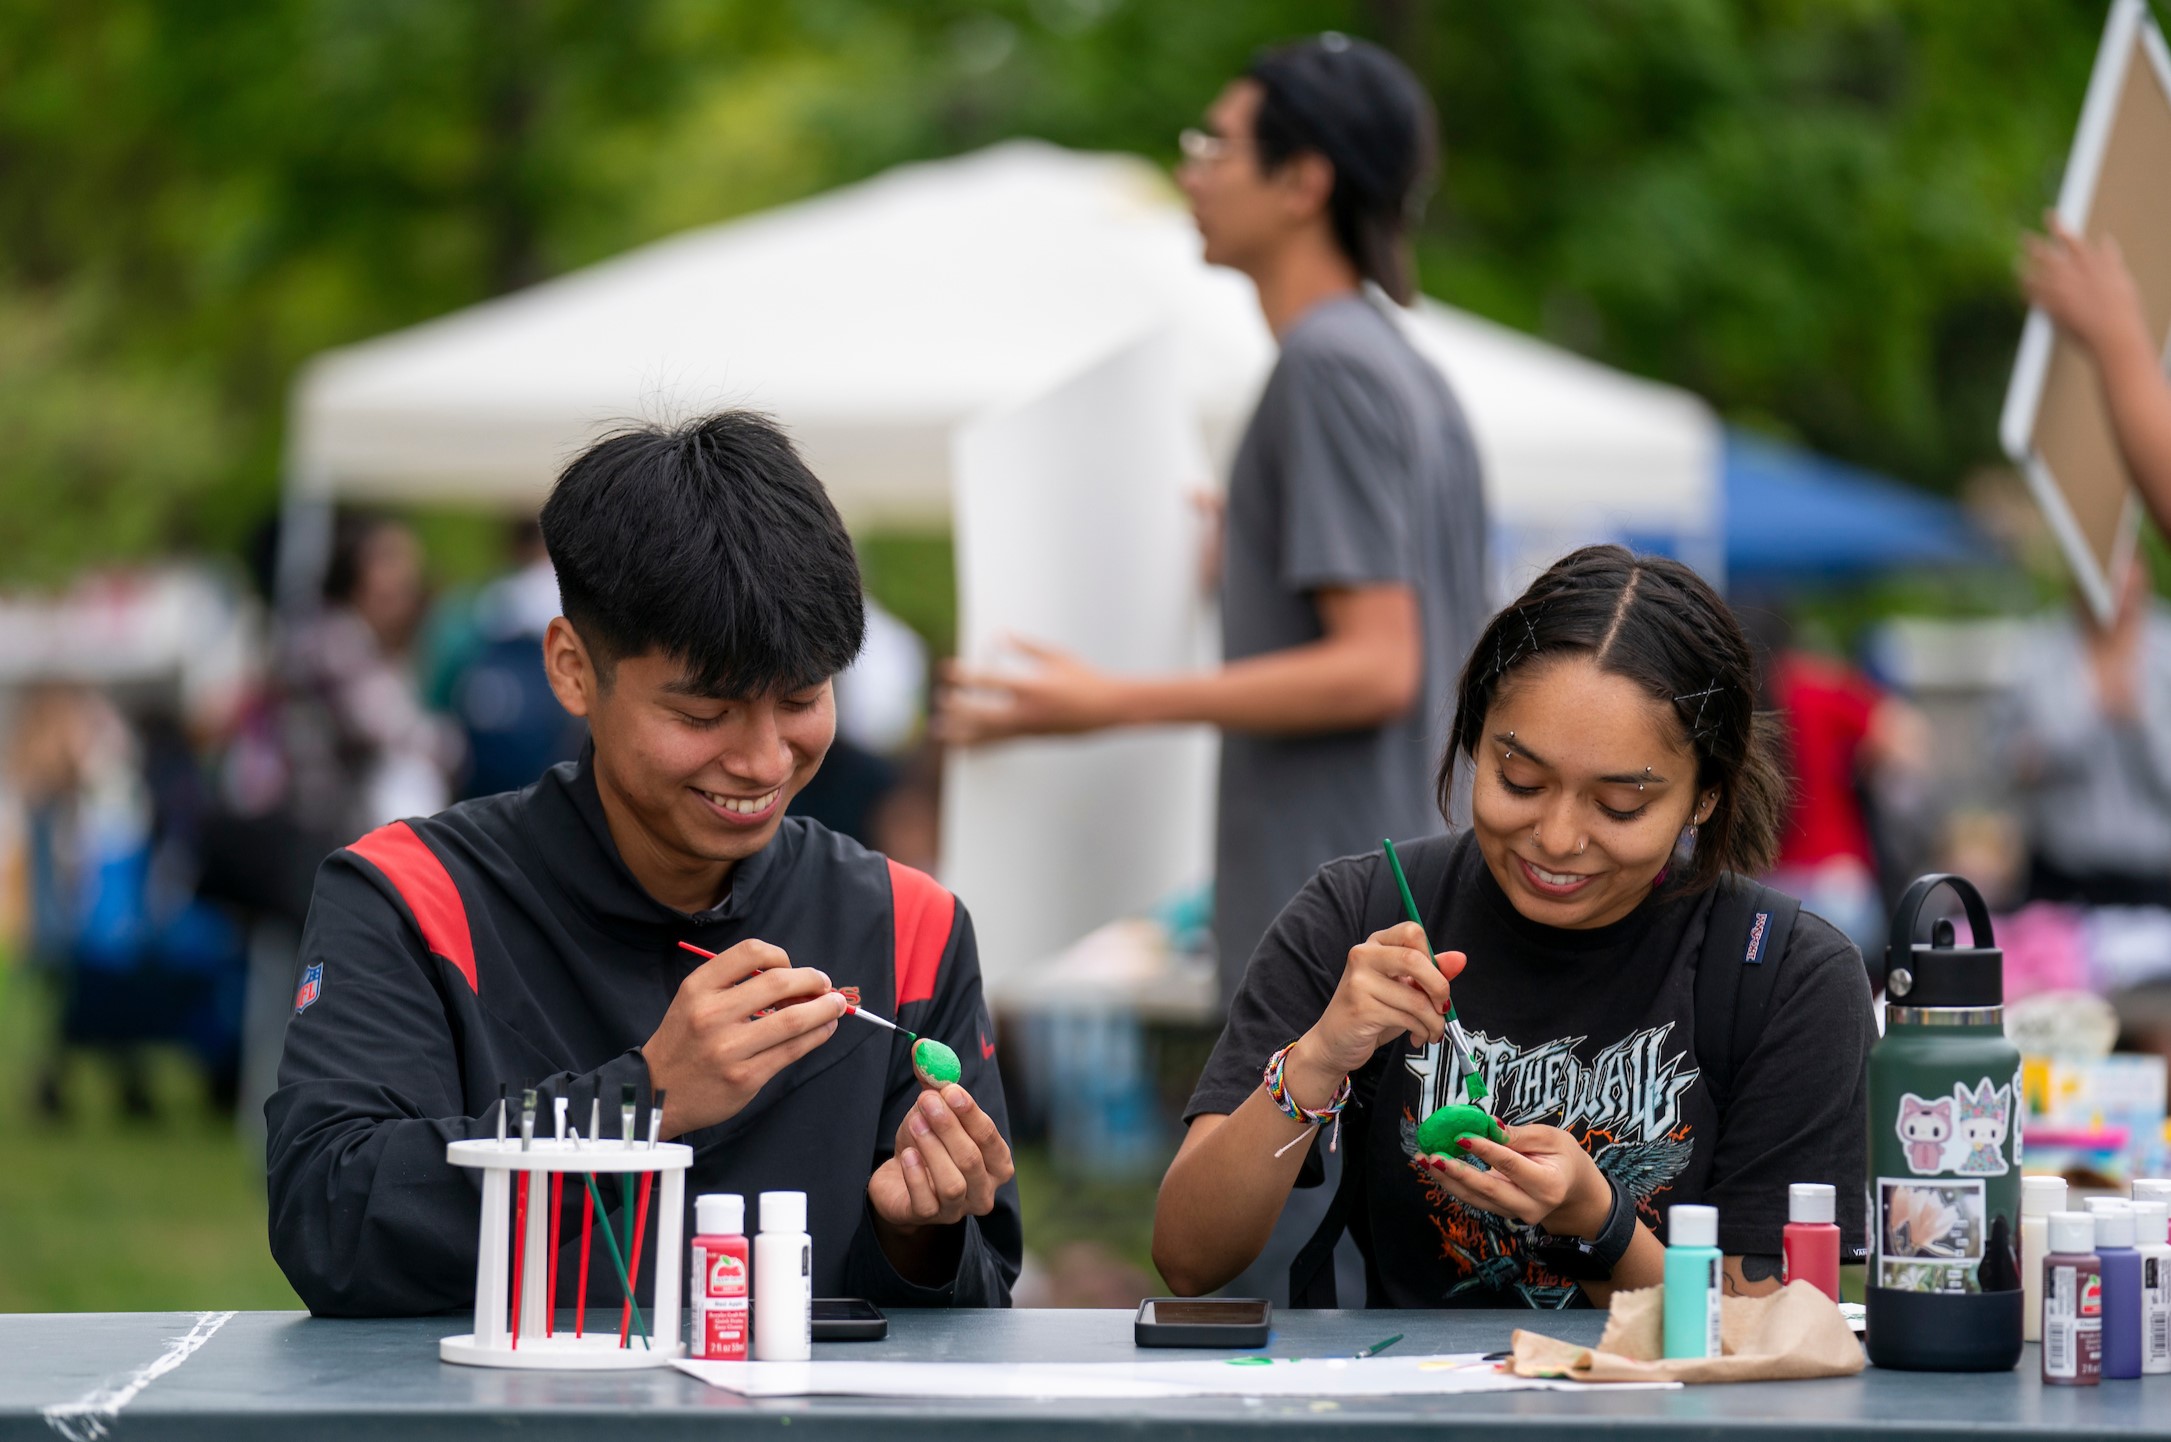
{"left": 1263, "top": 1041, "right": 1353, "bottom": 1157}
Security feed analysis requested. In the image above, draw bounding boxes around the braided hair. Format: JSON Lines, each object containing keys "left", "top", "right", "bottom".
{"left": 1435, "top": 545, "right": 1790, "bottom": 896}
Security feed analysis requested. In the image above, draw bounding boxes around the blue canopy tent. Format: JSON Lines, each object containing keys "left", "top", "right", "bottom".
{"left": 1721, "top": 428, "right": 1996, "bottom": 589}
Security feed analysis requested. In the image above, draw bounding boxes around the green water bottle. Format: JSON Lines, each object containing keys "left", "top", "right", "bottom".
{"left": 1865, "top": 874, "right": 2023, "bottom": 1371}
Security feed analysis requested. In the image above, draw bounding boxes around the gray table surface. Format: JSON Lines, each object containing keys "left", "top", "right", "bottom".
{"left": 4, "top": 1308, "right": 2167, "bottom": 1441}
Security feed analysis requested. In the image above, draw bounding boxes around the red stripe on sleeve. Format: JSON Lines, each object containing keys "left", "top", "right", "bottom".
{"left": 348, "top": 821, "right": 479, "bottom": 994}
{"left": 887, "top": 858, "right": 956, "bottom": 1009}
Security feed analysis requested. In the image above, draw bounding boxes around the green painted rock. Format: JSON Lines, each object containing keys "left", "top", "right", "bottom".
{"left": 1416, "top": 1103, "right": 1506, "bottom": 1155}
{"left": 912, "top": 1038, "right": 962, "bottom": 1088}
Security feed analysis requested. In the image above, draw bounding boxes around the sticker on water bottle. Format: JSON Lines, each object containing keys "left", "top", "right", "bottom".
{"left": 1876, "top": 1178, "right": 1986, "bottom": 1292}
{"left": 1893, "top": 1078, "right": 2012, "bottom": 1177}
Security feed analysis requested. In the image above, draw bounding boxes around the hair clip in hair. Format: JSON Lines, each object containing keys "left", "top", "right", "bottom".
{"left": 1673, "top": 678, "right": 1724, "bottom": 744}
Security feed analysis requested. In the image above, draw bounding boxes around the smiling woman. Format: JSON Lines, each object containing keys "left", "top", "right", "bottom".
{"left": 1155, "top": 545, "right": 1874, "bottom": 1313}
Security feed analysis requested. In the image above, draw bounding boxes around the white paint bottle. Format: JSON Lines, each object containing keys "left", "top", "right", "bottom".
{"left": 2133, "top": 1199, "right": 2170, "bottom": 1376}
{"left": 2022, "top": 1175, "right": 2068, "bottom": 1344}
{"left": 753, "top": 1190, "right": 811, "bottom": 1362}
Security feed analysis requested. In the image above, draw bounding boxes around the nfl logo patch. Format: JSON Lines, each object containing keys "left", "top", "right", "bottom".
{"left": 294, "top": 963, "right": 323, "bottom": 1014}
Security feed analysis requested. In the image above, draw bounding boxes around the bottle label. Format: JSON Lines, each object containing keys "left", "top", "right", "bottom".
{"left": 696, "top": 1298, "right": 749, "bottom": 1360}
{"left": 1875, "top": 1177, "right": 1989, "bottom": 1293}
{"left": 2047, "top": 1265, "right": 2075, "bottom": 1378}
{"left": 1704, "top": 1255, "right": 1723, "bottom": 1358}
{"left": 2145, "top": 1256, "right": 2170, "bottom": 1372}
{"left": 704, "top": 1248, "right": 746, "bottom": 1300}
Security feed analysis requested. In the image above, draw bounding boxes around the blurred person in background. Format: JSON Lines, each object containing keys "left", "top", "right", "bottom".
{"left": 432, "top": 519, "right": 585, "bottom": 803}
{"left": 1997, "top": 563, "right": 2171, "bottom": 910}
{"left": 277, "top": 514, "right": 462, "bottom": 841}
{"left": 939, "top": 34, "right": 1489, "bottom": 1009}
{"left": 8, "top": 683, "right": 247, "bottom": 1118}
{"left": 1748, "top": 609, "right": 1930, "bottom": 956}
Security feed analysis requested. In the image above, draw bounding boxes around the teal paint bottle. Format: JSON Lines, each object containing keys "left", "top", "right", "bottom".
{"left": 1664, "top": 1204, "right": 1723, "bottom": 1360}
{"left": 1866, "top": 875, "right": 2024, "bottom": 1372}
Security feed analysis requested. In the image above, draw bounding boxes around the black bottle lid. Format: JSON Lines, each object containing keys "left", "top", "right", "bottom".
{"left": 1883, "top": 873, "right": 2001, "bottom": 1008}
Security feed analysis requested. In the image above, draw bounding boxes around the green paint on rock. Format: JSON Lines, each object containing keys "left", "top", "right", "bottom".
{"left": 1415, "top": 1103, "right": 1506, "bottom": 1155}
{"left": 913, "top": 1038, "right": 962, "bottom": 1086}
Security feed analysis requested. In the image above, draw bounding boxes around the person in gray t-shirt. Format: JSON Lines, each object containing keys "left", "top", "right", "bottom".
{"left": 942, "top": 35, "right": 1487, "bottom": 1001}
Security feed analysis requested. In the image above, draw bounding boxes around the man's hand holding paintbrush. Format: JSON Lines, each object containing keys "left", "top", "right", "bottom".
{"left": 641, "top": 938, "right": 848, "bottom": 1139}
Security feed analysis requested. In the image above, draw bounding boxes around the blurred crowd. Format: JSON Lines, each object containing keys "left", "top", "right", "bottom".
{"left": 0, "top": 513, "right": 941, "bottom": 1136}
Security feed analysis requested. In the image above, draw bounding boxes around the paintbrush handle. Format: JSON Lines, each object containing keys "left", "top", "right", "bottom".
{"left": 845, "top": 1006, "right": 914, "bottom": 1039}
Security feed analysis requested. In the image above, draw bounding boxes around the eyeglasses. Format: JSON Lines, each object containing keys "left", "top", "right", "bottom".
{"left": 1177, "top": 128, "right": 1240, "bottom": 164}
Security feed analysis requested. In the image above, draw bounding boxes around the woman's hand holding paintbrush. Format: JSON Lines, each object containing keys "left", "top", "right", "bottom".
{"left": 640, "top": 937, "right": 847, "bottom": 1139}
{"left": 1285, "top": 921, "right": 1466, "bottom": 1106}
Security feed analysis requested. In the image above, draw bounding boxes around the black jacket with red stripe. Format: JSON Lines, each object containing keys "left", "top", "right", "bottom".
{"left": 265, "top": 755, "right": 1021, "bottom": 1316}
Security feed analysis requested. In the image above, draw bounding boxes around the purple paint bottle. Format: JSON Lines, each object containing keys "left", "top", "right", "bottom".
{"left": 2088, "top": 1199, "right": 2142, "bottom": 1379}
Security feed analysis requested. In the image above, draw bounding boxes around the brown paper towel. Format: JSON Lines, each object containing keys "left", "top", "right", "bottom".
{"left": 1511, "top": 1280, "right": 1866, "bottom": 1383}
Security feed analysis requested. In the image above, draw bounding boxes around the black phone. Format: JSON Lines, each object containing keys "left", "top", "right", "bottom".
{"left": 1133, "top": 1297, "right": 1272, "bottom": 1348}
{"left": 811, "top": 1297, "right": 889, "bottom": 1341}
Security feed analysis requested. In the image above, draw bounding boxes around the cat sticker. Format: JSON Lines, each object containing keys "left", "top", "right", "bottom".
{"left": 1894, "top": 1080, "right": 2013, "bottom": 1176}
{"left": 1897, "top": 1094, "right": 1954, "bottom": 1174}
{"left": 1952, "top": 1078, "right": 2012, "bottom": 1177}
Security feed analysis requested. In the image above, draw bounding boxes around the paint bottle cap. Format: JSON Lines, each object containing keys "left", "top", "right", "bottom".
{"left": 2021, "top": 1175, "right": 2067, "bottom": 1217}
{"left": 1787, "top": 1183, "right": 1834, "bottom": 1225}
{"left": 2086, "top": 1198, "right": 2135, "bottom": 1248}
{"left": 760, "top": 1190, "right": 808, "bottom": 1234}
{"left": 2133, "top": 1178, "right": 2171, "bottom": 1206}
{"left": 1669, "top": 1204, "right": 1718, "bottom": 1249}
{"left": 2133, "top": 1200, "right": 2170, "bottom": 1247}
{"left": 2048, "top": 1210, "right": 2096, "bottom": 1255}
{"left": 697, "top": 1193, "right": 745, "bottom": 1237}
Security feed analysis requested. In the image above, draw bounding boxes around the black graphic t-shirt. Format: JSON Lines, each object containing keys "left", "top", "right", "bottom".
{"left": 1187, "top": 831, "right": 1873, "bottom": 1309}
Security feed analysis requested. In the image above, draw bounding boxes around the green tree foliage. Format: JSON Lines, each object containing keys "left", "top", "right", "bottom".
{"left": 0, "top": 0, "right": 2125, "bottom": 582}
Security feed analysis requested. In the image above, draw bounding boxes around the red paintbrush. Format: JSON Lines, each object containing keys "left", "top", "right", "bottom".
{"left": 509, "top": 1174, "right": 528, "bottom": 1350}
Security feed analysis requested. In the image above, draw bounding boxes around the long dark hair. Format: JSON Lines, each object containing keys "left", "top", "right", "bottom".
{"left": 1437, "top": 545, "right": 1789, "bottom": 895}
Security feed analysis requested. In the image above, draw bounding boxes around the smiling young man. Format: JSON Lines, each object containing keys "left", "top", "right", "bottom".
{"left": 266, "top": 412, "right": 1020, "bottom": 1315}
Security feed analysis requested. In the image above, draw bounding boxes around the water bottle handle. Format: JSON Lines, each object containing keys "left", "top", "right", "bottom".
{"left": 1886, "top": 873, "right": 1995, "bottom": 964}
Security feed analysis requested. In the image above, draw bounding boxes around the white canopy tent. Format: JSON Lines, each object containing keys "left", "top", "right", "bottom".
{"left": 290, "top": 140, "right": 1720, "bottom": 592}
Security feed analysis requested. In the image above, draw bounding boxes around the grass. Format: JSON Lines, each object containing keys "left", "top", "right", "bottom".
{"left": 0, "top": 968, "right": 301, "bottom": 1312}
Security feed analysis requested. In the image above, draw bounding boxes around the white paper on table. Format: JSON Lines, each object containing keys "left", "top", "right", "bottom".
{"left": 671, "top": 1353, "right": 1680, "bottom": 1400}
{"left": 940, "top": 326, "right": 1218, "bottom": 999}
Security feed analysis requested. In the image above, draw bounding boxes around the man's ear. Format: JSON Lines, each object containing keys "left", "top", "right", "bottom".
{"left": 1275, "top": 149, "right": 1336, "bottom": 224}
{"left": 542, "top": 616, "right": 597, "bottom": 719}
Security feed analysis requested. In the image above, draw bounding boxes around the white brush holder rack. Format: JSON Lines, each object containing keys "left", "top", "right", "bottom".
{"left": 439, "top": 1137, "right": 693, "bottom": 1370}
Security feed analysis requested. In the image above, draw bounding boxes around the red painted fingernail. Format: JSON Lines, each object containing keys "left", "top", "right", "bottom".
{"left": 1429, "top": 1158, "right": 1447, "bottom": 1171}
{"left": 1456, "top": 1137, "right": 1475, "bottom": 1150}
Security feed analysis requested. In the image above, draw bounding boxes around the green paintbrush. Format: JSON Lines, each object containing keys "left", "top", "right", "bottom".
{"left": 579, "top": 1171, "right": 650, "bottom": 1349}
{"left": 1381, "top": 838, "right": 1487, "bottom": 1105}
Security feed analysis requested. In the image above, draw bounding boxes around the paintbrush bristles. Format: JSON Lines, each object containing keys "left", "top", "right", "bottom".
{"left": 844, "top": 1006, "right": 918, "bottom": 1041}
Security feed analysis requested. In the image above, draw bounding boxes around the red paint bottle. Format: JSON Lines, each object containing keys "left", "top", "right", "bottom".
{"left": 691, "top": 1193, "right": 749, "bottom": 1361}
{"left": 1783, "top": 1183, "right": 1842, "bottom": 1302}
{"left": 2043, "top": 1211, "right": 2102, "bottom": 1387}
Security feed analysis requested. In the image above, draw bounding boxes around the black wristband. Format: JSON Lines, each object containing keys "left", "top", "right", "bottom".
{"left": 1529, "top": 1173, "right": 1636, "bottom": 1280}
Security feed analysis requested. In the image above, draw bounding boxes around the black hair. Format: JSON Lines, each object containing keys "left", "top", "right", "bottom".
{"left": 1246, "top": 34, "right": 1437, "bottom": 305}
{"left": 1438, "top": 545, "right": 1789, "bottom": 895}
{"left": 539, "top": 411, "right": 865, "bottom": 697}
